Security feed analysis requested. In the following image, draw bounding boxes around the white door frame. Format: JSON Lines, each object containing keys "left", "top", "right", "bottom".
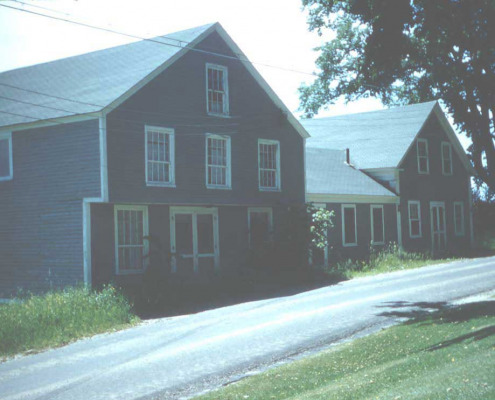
{"left": 169, "top": 206, "right": 220, "bottom": 273}
{"left": 430, "top": 201, "right": 446, "bottom": 253}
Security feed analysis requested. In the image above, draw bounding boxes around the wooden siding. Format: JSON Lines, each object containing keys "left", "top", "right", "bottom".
{"left": 398, "top": 114, "right": 471, "bottom": 254}
{"left": 0, "top": 119, "right": 100, "bottom": 297}
{"left": 106, "top": 31, "right": 305, "bottom": 206}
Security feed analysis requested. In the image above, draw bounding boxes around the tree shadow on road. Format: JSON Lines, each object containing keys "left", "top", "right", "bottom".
{"left": 375, "top": 300, "right": 495, "bottom": 352}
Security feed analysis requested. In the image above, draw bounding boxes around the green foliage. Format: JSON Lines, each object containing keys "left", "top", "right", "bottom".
{"left": 300, "top": 0, "right": 495, "bottom": 191}
{"left": 195, "top": 300, "right": 495, "bottom": 400}
{"left": 308, "top": 204, "right": 334, "bottom": 249}
{"left": 324, "top": 242, "right": 447, "bottom": 278}
{"left": 0, "top": 285, "right": 138, "bottom": 358}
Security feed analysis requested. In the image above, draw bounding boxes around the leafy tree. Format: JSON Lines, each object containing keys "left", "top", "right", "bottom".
{"left": 299, "top": 0, "right": 495, "bottom": 191}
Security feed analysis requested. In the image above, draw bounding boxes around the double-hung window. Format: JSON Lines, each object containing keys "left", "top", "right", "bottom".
{"left": 206, "top": 64, "right": 229, "bottom": 116}
{"left": 258, "top": 139, "right": 281, "bottom": 191}
{"left": 206, "top": 134, "right": 231, "bottom": 189}
{"left": 417, "top": 138, "right": 429, "bottom": 174}
{"left": 370, "top": 205, "right": 385, "bottom": 245}
{"left": 408, "top": 201, "right": 422, "bottom": 238}
{"left": 145, "top": 126, "right": 174, "bottom": 186}
{"left": 441, "top": 142, "right": 453, "bottom": 175}
{"left": 0, "top": 132, "right": 13, "bottom": 181}
{"left": 342, "top": 204, "right": 357, "bottom": 246}
{"left": 114, "top": 205, "right": 149, "bottom": 274}
{"left": 454, "top": 202, "right": 465, "bottom": 236}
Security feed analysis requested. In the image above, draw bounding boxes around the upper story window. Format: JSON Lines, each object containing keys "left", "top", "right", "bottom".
{"left": 441, "top": 142, "right": 453, "bottom": 175}
{"left": 454, "top": 202, "right": 465, "bottom": 236}
{"left": 342, "top": 204, "right": 357, "bottom": 247}
{"left": 258, "top": 139, "right": 281, "bottom": 191}
{"left": 206, "top": 63, "right": 229, "bottom": 116}
{"left": 206, "top": 134, "right": 231, "bottom": 189}
{"left": 416, "top": 138, "right": 429, "bottom": 174}
{"left": 0, "top": 132, "right": 13, "bottom": 181}
{"left": 408, "top": 200, "right": 422, "bottom": 238}
{"left": 114, "top": 205, "right": 149, "bottom": 274}
{"left": 145, "top": 126, "right": 175, "bottom": 187}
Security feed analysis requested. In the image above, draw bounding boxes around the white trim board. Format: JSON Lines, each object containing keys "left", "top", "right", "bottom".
{"left": 307, "top": 193, "right": 399, "bottom": 204}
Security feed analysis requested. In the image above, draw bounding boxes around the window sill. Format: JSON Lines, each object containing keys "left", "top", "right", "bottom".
{"left": 146, "top": 182, "right": 176, "bottom": 188}
{"left": 417, "top": 171, "right": 429, "bottom": 175}
{"left": 259, "top": 187, "right": 281, "bottom": 192}
{"left": 0, "top": 176, "right": 13, "bottom": 182}
{"left": 343, "top": 243, "right": 357, "bottom": 247}
{"left": 206, "top": 185, "right": 232, "bottom": 190}
{"left": 409, "top": 235, "right": 422, "bottom": 239}
{"left": 115, "top": 269, "right": 146, "bottom": 276}
{"left": 371, "top": 242, "right": 385, "bottom": 246}
{"left": 207, "top": 112, "right": 231, "bottom": 118}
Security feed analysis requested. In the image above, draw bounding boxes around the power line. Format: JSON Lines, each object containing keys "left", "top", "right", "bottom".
{"left": 0, "top": 3, "right": 317, "bottom": 77}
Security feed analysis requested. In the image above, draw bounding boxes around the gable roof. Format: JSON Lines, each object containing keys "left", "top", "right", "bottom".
{"left": 0, "top": 23, "right": 309, "bottom": 138}
{"left": 301, "top": 101, "right": 474, "bottom": 174}
{"left": 305, "top": 147, "right": 397, "bottom": 200}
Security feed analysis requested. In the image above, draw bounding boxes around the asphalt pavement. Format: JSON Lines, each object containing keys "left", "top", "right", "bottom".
{"left": 1, "top": 256, "right": 494, "bottom": 400}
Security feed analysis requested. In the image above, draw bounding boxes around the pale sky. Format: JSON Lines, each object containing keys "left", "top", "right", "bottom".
{"left": 0, "top": 0, "right": 469, "bottom": 148}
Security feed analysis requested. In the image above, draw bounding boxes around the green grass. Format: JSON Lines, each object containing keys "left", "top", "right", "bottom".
{"left": 330, "top": 243, "right": 453, "bottom": 279}
{"left": 195, "top": 300, "right": 495, "bottom": 400}
{"left": 0, "top": 285, "right": 139, "bottom": 358}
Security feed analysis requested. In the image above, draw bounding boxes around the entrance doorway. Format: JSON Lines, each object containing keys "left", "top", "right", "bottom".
{"left": 430, "top": 202, "right": 446, "bottom": 254}
{"left": 170, "top": 207, "right": 219, "bottom": 274}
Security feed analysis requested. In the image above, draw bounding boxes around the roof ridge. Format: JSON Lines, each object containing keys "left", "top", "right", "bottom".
{"left": 300, "top": 100, "right": 438, "bottom": 123}
{"left": 0, "top": 22, "right": 216, "bottom": 76}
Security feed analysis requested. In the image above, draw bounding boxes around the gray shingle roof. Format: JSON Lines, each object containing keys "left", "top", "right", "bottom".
{"left": 306, "top": 147, "right": 396, "bottom": 197}
{"left": 0, "top": 23, "right": 214, "bottom": 128}
{"left": 301, "top": 101, "right": 437, "bottom": 169}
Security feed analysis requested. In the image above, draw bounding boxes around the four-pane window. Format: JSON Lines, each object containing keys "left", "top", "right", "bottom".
{"left": 206, "top": 64, "right": 229, "bottom": 116}
{"left": 145, "top": 126, "right": 174, "bottom": 186}
{"left": 408, "top": 201, "right": 422, "bottom": 238}
{"left": 417, "top": 138, "right": 429, "bottom": 174}
{"left": 114, "top": 206, "right": 149, "bottom": 274}
{"left": 258, "top": 139, "right": 281, "bottom": 190}
{"left": 206, "top": 134, "right": 231, "bottom": 188}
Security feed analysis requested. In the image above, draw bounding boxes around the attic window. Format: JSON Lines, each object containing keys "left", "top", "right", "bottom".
{"left": 441, "top": 142, "right": 453, "bottom": 175}
{"left": 0, "top": 132, "right": 13, "bottom": 182}
{"left": 206, "top": 64, "right": 229, "bottom": 116}
{"left": 416, "top": 138, "right": 429, "bottom": 174}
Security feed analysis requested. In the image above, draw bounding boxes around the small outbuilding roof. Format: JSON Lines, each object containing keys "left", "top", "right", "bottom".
{"left": 305, "top": 147, "right": 397, "bottom": 199}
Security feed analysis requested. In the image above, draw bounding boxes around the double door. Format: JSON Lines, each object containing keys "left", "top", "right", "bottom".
{"left": 170, "top": 207, "right": 219, "bottom": 274}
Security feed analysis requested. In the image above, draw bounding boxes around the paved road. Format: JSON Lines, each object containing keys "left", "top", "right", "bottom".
{"left": 1, "top": 256, "right": 495, "bottom": 400}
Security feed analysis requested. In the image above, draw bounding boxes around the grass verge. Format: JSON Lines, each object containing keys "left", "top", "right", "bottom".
{"left": 328, "top": 243, "right": 454, "bottom": 279}
{"left": 0, "top": 285, "right": 139, "bottom": 359}
{"left": 195, "top": 299, "right": 495, "bottom": 400}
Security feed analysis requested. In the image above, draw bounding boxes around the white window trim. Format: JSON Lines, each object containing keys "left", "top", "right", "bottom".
{"left": 441, "top": 141, "right": 453, "bottom": 176}
{"left": 417, "top": 138, "right": 429, "bottom": 174}
{"left": 247, "top": 207, "right": 273, "bottom": 249}
{"left": 206, "top": 63, "right": 229, "bottom": 117}
{"left": 0, "top": 132, "right": 13, "bottom": 182}
{"left": 205, "top": 133, "right": 231, "bottom": 189}
{"left": 342, "top": 204, "right": 357, "bottom": 247}
{"left": 454, "top": 201, "right": 465, "bottom": 236}
{"left": 370, "top": 205, "right": 385, "bottom": 245}
{"left": 145, "top": 125, "right": 175, "bottom": 187}
{"left": 258, "top": 139, "right": 281, "bottom": 192}
{"left": 114, "top": 205, "right": 149, "bottom": 275}
{"left": 408, "top": 200, "right": 422, "bottom": 239}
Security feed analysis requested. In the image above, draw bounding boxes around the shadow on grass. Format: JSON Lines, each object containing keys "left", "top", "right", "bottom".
{"left": 376, "top": 300, "right": 495, "bottom": 351}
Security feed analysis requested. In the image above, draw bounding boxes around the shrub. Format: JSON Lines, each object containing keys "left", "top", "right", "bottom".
{"left": 0, "top": 285, "right": 138, "bottom": 357}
